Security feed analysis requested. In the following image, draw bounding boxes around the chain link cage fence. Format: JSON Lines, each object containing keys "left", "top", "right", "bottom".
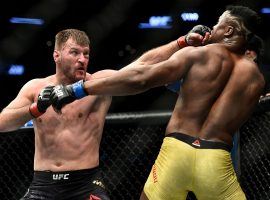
{"left": 0, "top": 111, "right": 269, "bottom": 200}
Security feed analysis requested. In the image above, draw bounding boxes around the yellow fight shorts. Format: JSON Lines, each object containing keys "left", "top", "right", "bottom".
{"left": 144, "top": 132, "right": 246, "bottom": 200}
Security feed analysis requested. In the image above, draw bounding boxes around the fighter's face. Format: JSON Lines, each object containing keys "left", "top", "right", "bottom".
{"left": 209, "top": 11, "right": 228, "bottom": 43}
{"left": 57, "top": 38, "right": 90, "bottom": 82}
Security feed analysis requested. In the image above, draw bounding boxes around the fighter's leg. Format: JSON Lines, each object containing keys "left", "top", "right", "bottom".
{"left": 194, "top": 148, "right": 246, "bottom": 200}
{"left": 140, "top": 137, "right": 194, "bottom": 200}
{"left": 20, "top": 188, "right": 53, "bottom": 200}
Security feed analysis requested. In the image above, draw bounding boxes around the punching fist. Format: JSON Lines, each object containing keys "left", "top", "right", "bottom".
{"left": 177, "top": 25, "right": 211, "bottom": 48}
{"left": 50, "top": 80, "right": 88, "bottom": 112}
{"left": 29, "top": 86, "right": 54, "bottom": 118}
{"left": 188, "top": 25, "right": 211, "bottom": 37}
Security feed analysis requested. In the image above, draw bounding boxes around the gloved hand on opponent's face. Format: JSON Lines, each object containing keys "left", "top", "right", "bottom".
{"left": 177, "top": 25, "right": 211, "bottom": 48}
{"left": 29, "top": 86, "right": 54, "bottom": 118}
{"left": 50, "top": 80, "right": 88, "bottom": 113}
{"left": 168, "top": 25, "right": 211, "bottom": 93}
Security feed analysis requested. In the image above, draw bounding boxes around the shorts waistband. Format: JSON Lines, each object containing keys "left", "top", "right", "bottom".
{"left": 34, "top": 166, "right": 99, "bottom": 181}
{"left": 166, "top": 132, "right": 232, "bottom": 152}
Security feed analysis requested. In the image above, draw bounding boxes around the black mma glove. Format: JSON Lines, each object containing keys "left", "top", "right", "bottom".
{"left": 177, "top": 25, "right": 211, "bottom": 48}
{"left": 188, "top": 25, "right": 211, "bottom": 37}
{"left": 29, "top": 86, "right": 54, "bottom": 118}
{"left": 50, "top": 80, "right": 87, "bottom": 112}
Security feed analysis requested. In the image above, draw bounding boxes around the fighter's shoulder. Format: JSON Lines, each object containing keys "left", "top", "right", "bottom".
{"left": 237, "top": 59, "right": 264, "bottom": 83}
{"left": 22, "top": 76, "right": 54, "bottom": 90}
{"left": 176, "top": 45, "right": 210, "bottom": 61}
{"left": 238, "top": 58, "right": 259, "bottom": 71}
{"left": 200, "top": 44, "right": 230, "bottom": 60}
{"left": 182, "top": 44, "right": 221, "bottom": 54}
{"left": 203, "top": 43, "right": 226, "bottom": 53}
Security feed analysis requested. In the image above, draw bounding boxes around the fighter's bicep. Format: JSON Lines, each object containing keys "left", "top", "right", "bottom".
{"left": 90, "top": 70, "right": 118, "bottom": 79}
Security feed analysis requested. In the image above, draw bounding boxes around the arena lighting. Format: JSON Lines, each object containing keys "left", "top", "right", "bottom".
{"left": 9, "top": 17, "right": 44, "bottom": 25}
{"left": 180, "top": 12, "right": 199, "bottom": 22}
{"left": 138, "top": 16, "right": 172, "bottom": 29}
{"left": 261, "top": 7, "right": 270, "bottom": 14}
{"left": 8, "top": 64, "right": 25, "bottom": 75}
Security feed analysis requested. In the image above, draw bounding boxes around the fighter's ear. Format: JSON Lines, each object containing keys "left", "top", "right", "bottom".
{"left": 224, "top": 26, "right": 234, "bottom": 37}
{"left": 53, "top": 50, "right": 60, "bottom": 63}
{"left": 245, "top": 50, "right": 257, "bottom": 61}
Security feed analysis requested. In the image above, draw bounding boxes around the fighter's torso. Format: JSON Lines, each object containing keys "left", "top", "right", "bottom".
{"left": 166, "top": 44, "right": 264, "bottom": 145}
{"left": 30, "top": 76, "right": 112, "bottom": 171}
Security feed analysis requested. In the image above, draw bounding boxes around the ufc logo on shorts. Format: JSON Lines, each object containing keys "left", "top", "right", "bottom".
{"left": 52, "top": 173, "right": 69, "bottom": 180}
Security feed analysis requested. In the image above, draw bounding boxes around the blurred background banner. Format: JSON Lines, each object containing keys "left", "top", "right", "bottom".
{"left": 0, "top": 0, "right": 269, "bottom": 112}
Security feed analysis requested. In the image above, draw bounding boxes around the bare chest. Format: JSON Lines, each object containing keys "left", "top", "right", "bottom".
{"left": 34, "top": 96, "right": 111, "bottom": 133}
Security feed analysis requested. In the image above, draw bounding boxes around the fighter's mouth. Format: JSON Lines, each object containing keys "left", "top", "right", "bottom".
{"left": 77, "top": 67, "right": 85, "bottom": 71}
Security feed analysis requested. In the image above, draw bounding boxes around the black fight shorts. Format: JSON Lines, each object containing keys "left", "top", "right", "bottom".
{"left": 20, "top": 167, "right": 110, "bottom": 200}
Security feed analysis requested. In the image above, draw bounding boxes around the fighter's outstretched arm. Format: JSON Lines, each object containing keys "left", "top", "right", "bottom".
{"left": 82, "top": 26, "right": 210, "bottom": 96}
{"left": 85, "top": 46, "right": 199, "bottom": 96}
{"left": 125, "top": 25, "right": 210, "bottom": 67}
{"left": 123, "top": 25, "right": 210, "bottom": 93}
{"left": 50, "top": 46, "right": 203, "bottom": 112}
{"left": 49, "top": 26, "right": 211, "bottom": 112}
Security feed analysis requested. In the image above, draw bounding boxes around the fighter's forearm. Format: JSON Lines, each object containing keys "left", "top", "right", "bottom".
{"left": 135, "top": 25, "right": 210, "bottom": 66}
{"left": 85, "top": 68, "right": 148, "bottom": 96}
{"left": 0, "top": 106, "right": 33, "bottom": 132}
{"left": 136, "top": 40, "right": 180, "bottom": 65}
